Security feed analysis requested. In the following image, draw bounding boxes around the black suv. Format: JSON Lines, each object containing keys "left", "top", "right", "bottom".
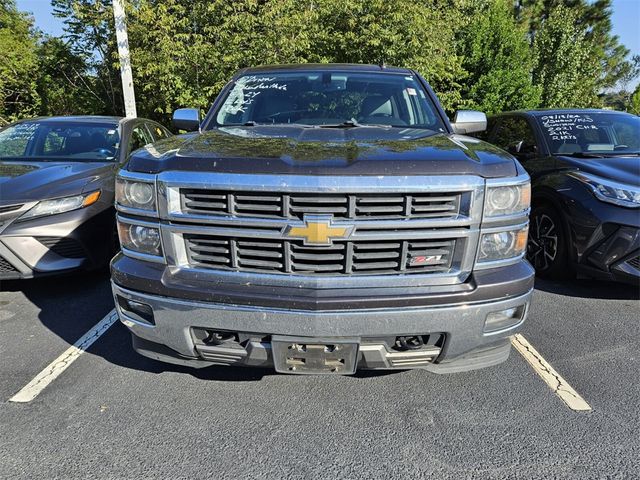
{"left": 482, "top": 109, "right": 639, "bottom": 284}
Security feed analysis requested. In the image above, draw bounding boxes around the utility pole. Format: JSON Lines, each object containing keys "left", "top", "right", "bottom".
{"left": 112, "top": 0, "right": 137, "bottom": 118}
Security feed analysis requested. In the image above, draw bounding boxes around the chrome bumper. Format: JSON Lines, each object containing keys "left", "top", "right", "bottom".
{"left": 112, "top": 282, "right": 533, "bottom": 373}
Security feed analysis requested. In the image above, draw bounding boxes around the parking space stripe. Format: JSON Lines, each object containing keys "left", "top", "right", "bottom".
{"left": 9, "top": 310, "right": 118, "bottom": 403}
{"left": 511, "top": 333, "right": 591, "bottom": 412}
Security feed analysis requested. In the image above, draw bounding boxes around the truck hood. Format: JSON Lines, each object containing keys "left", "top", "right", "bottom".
{"left": 128, "top": 126, "right": 518, "bottom": 178}
{"left": 557, "top": 155, "right": 640, "bottom": 186}
{"left": 0, "top": 160, "right": 116, "bottom": 204}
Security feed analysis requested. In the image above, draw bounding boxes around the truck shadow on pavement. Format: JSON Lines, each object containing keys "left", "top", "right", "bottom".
{"left": 534, "top": 277, "right": 640, "bottom": 300}
{"left": 2, "top": 271, "right": 400, "bottom": 382}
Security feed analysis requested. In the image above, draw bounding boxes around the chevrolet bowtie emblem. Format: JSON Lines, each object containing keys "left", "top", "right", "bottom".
{"left": 282, "top": 216, "right": 354, "bottom": 246}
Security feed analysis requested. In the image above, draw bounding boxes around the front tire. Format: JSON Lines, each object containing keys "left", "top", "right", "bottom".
{"left": 527, "top": 204, "right": 570, "bottom": 279}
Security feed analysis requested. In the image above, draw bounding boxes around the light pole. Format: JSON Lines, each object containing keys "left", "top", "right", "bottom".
{"left": 112, "top": 0, "right": 137, "bottom": 118}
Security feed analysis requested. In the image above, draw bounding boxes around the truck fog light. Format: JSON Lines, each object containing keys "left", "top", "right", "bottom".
{"left": 484, "top": 305, "right": 526, "bottom": 333}
{"left": 116, "top": 295, "right": 155, "bottom": 325}
{"left": 117, "top": 221, "right": 162, "bottom": 257}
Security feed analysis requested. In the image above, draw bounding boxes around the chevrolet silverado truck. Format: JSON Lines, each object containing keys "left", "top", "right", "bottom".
{"left": 111, "top": 64, "right": 534, "bottom": 375}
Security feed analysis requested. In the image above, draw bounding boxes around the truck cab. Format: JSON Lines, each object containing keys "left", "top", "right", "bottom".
{"left": 111, "top": 64, "right": 533, "bottom": 374}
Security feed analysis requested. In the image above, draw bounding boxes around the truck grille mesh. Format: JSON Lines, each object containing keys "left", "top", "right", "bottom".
{"left": 185, "top": 234, "right": 455, "bottom": 276}
{"left": 181, "top": 190, "right": 461, "bottom": 220}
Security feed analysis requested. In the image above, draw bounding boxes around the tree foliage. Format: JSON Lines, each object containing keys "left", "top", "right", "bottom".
{"left": 2, "top": 0, "right": 639, "bottom": 124}
{"left": 458, "top": 0, "right": 540, "bottom": 114}
{"left": 0, "top": 0, "right": 40, "bottom": 122}
{"left": 532, "top": 4, "right": 601, "bottom": 108}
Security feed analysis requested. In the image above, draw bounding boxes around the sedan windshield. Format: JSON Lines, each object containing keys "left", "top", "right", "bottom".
{"left": 213, "top": 70, "right": 446, "bottom": 131}
{"left": 0, "top": 121, "right": 120, "bottom": 161}
{"left": 538, "top": 112, "right": 640, "bottom": 156}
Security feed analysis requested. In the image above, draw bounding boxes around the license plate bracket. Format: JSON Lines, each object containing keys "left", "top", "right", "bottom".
{"left": 271, "top": 336, "right": 360, "bottom": 375}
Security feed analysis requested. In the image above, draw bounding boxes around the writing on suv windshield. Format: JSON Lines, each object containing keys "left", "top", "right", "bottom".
{"left": 214, "top": 71, "right": 446, "bottom": 131}
{"left": 0, "top": 122, "right": 120, "bottom": 161}
{"left": 539, "top": 112, "right": 640, "bottom": 156}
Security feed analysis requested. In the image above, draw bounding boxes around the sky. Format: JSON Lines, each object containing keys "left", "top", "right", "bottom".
{"left": 14, "top": 0, "right": 640, "bottom": 86}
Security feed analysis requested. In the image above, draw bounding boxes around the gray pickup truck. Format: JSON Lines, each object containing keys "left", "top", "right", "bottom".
{"left": 111, "top": 64, "right": 533, "bottom": 375}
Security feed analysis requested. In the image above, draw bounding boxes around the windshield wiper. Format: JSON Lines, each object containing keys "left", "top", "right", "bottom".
{"left": 318, "top": 119, "right": 392, "bottom": 129}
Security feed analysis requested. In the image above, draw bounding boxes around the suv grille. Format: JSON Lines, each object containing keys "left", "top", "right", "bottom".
{"left": 0, "top": 256, "right": 17, "bottom": 273}
{"left": 185, "top": 234, "right": 455, "bottom": 276}
{"left": 181, "top": 190, "right": 461, "bottom": 220}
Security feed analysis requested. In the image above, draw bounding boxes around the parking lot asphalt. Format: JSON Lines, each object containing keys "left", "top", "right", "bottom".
{"left": 0, "top": 272, "right": 638, "bottom": 479}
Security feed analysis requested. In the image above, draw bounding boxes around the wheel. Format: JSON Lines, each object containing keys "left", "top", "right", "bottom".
{"left": 527, "top": 204, "right": 570, "bottom": 278}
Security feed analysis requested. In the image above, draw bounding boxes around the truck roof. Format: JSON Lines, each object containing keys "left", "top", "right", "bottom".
{"left": 235, "top": 63, "right": 413, "bottom": 77}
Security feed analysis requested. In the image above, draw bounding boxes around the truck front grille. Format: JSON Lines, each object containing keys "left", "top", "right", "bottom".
{"left": 181, "top": 190, "right": 461, "bottom": 221}
{"left": 185, "top": 234, "right": 455, "bottom": 276}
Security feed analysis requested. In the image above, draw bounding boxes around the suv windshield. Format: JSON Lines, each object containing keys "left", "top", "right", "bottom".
{"left": 0, "top": 121, "right": 120, "bottom": 161}
{"left": 213, "top": 70, "right": 446, "bottom": 131}
{"left": 537, "top": 112, "right": 640, "bottom": 156}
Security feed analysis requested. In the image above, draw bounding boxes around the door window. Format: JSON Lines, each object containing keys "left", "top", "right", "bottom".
{"left": 130, "top": 125, "right": 154, "bottom": 152}
{"left": 493, "top": 117, "right": 537, "bottom": 153}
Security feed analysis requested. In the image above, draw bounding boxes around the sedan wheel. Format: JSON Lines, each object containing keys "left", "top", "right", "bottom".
{"left": 527, "top": 205, "right": 569, "bottom": 278}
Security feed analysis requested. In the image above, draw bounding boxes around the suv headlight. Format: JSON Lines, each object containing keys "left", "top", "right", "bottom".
{"left": 484, "top": 182, "right": 530, "bottom": 217}
{"left": 569, "top": 172, "right": 640, "bottom": 208}
{"left": 116, "top": 177, "right": 156, "bottom": 211}
{"left": 477, "top": 226, "right": 529, "bottom": 263}
{"left": 20, "top": 191, "right": 101, "bottom": 220}
{"left": 117, "top": 219, "right": 163, "bottom": 259}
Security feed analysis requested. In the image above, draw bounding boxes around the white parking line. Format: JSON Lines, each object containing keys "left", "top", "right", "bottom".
{"left": 511, "top": 334, "right": 591, "bottom": 412}
{"left": 9, "top": 310, "right": 118, "bottom": 403}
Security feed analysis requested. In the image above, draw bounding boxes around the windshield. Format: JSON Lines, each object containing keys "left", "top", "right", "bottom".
{"left": 212, "top": 71, "right": 446, "bottom": 131}
{"left": 538, "top": 112, "right": 640, "bottom": 156}
{"left": 0, "top": 121, "right": 120, "bottom": 161}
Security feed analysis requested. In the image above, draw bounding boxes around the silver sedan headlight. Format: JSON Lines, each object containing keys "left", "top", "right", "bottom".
{"left": 20, "top": 191, "right": 101, "bottom": 220}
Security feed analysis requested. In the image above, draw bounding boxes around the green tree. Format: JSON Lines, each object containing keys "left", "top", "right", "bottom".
{"left": 54, "top": 0, "right": 467, "bottom": 122}
{"left": 630, "top": 85, "right": 640, "bottom": 115}
{"left": 532, "top": 4, "right": 601, "bottom": 108}
{"left": 458, "top": 0, "right": 540, "bottom": 114}
{"left": 36, "top": 37, "right": 104, "bottom": 115}
{"left": 51, "top": 0, "right": 122, "bottom": 115}
{"left": 516, "top": 0, "right": 633, "bottom": 92}
{"left": 0, "top": 0, "right": 40, "bottom": 122}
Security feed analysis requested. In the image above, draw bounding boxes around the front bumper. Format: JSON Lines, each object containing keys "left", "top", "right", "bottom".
{"left": 111, "top": 261, "right": 534, "bottom": 374}
{"left": 0, "top": 205, "right": 115, "bottom": 280}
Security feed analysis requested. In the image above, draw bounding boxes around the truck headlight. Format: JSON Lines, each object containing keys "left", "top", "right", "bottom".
{"left": 484, "top": 182, "right": 530, "bottom": 217}
{"left": 478, "top": 226, "right": 528, "bottom": 262}
{"left": 569, "top": 172, "right": 640, "bottom": 208}
{"left": 117, "top": 220, "right": 163, "bottom": 257}
{"left": 20, "top": 191, "right": 101, "bottom": 220}
{"left": 116, "top": 178, "right": 156, "bottom": 211}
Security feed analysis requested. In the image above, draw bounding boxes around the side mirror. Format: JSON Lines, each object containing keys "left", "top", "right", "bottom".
{"left": 172, "top": 108, "right": 200, "bottom": 132}
{"left": 507, "top": 141, "right": 537, "bottom": 159}
{"left": 507, "top": 141, "right": 524, "bottom": 155}
{"left": 451, "top": 110, "right": 487, "bottom": 135}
